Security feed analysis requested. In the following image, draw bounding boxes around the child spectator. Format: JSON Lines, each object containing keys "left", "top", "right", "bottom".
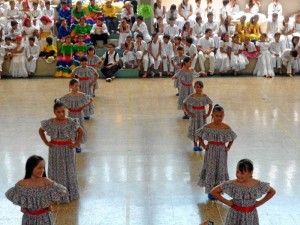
{"left": 57, "top": 1, "right": 71, "bottom": 29}
{"left": 153, "top": 16, "right": 164, "bottom": 40}
{"left": 164, "top": 16, "right": 179, "bottom": 42}
{"left": 266, "top": 13, "right": 280, "bottom": 41}
{"left": 100, "top": 43, "right": 120, "bottom": 82}
{"left": 30, "top": 2, "right": 42, "bottom": 26}
{"left": 55, "top": 35, "right": 74, "bottom": 78}
{"left": 118, "top": 19, "right": 131, "bottom": 48}
{"left": 90, "top": 17, "right": 109, "bottom": 48}
{"left": 39, "top": 15, "right": 54, "bottom": 47}
{"left": 246, "top": 15, "right": 261, "bottom": 41}
{"left": 230, "top": 33, "right": 249, "bottom": 75}
{"left": 280, "top": 16, "right": 293, "bottom": 49}
{"left": 154, "top": 0, "right": 166, "bottom": 21}
{"left": 87, "top": 0, "right": 102, "bottom": 22}
{"left": 42, "top": 1, "right": 55, "bottom": 21}
{"left": 73, "top": 17, "right": 92, "bottom": 44}
{"left": 132, "top": 16, "right": 151, "bottom": 43}
{"left": 39, "top": 36, "right": 57, "bottom": 59}
{"left": 6, "top": 0, "right": 20, "bottom": 24}
{"left": 181, "top": 21, "right": 193, "bottom": 43}
{"left": 240, "top": 36, "right": 259, "bottom": 59}
{"left": 281, "top": 49, "right": 298, "bottom": 77}
{"left": 148, "top": 33, "right": 162, "bottom": 77}
{"left": 193, "top": 16, "right": 204, "bottom": 43}
{"left": 173, "top": 36, "right": 184, "bottom": 55}
{"left": 134, "top": 34, "right": 149, "bottom": 77}
{"left": 25, "top": 36, "right": 40, "bottom": 77}
{"left": 73, "top": 34, "right": 88, "bottom": 67}
{"left": 58, "top": 18, "right": 71, "bottom": 42}
{"left": 71, "top": 1, "right": 86, "bottom": 27}
{"left": 161, "top": 34, "right": 174, "bottom": 75}
{"left": 102, "top": 0, "right": 118, "bottom": 32}
{"left": 22, "top": 18, "right": 39, "bottom": 44}
{"left": 3, "top": 36, "right": 14, "bottom": 62}
{"left": 7, "top": 20, "right": 22, "bottom": 41}
{"left": 121, "top": 1, "right": 135, "bottom": 25}
{"left": 253, "top": 33, "right": 274, "bottom": 78}
{"left": 270, "top": 32, "right": 284, "bottom": 74}
{"left": 202, "top": 12, "right": 219, "bottom": 48}
{"left": 184, "top": 37, "right": 198, "bottom": 69}
{"left": 219, "top": 15, "right": 235, "bottom": 36}
{"left": 121, "top": 35, "right": 135, "bottom": 69}
{"left": 197, "top": 28, "right": 215, "bottom": 76}
{"left": 215, "top": 32, "right": 232, "bottom": 74}
{"left": 235, "top": 15, "right": 246, "bottom": 42}
{"left": 9, "top": 35, "right": 28, "bottom": 78}
{"left": 166, "top": 4, "right": 178, "bottom": 23}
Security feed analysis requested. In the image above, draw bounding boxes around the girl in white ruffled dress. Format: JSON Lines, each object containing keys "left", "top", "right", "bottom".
{"left": 253, "top": 33, "right": 274, "bottom": 78}
{"left": 231, "top": 33, "right": 249, "bottom": 75}
{"left": 9, "top": 35, "right": 28, "bottom": 77}
{"left": 215, "top": 33, "right": 232, "bottom": 73}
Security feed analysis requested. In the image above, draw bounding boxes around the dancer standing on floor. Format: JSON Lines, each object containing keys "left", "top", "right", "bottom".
{"left": 86, "top": 46, "right": 102, "bottom": 97}
{"left": 172, "top": 56, "right": 200, "bottom": 119}
{"left": 6, "top": 155, "right": 67, "bottom": 225}
{"left": 59, "top": 78, "right": 93, "bottom": 153}
{"left": 71, "top": 56, "right": 99, "bottom": 120}
{"left": 196, "top": 104, "right": 237, "bottom": 200}
{"left": 183, "top": 81, "right": 213, "bottom": 152}
{"left": 39, "top": 101, "right": 83, "bottom": 204}
{"left": 211, "top": 159, "right": 276, "bottom": 225}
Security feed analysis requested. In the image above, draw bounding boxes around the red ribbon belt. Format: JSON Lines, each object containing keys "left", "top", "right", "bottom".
{"left": 78, "top": 77, "right": 91, "bottom": 81}
{"left": 68, "top": 108, "right": 83, "bottom": 113}
{"left": 232, "top": 204, "right": 256, "bottom": 213}
{"left": 208, "top": 141, "right": 225, "bottom": 146}
{"left": 50, "top": 139, "right": 72, "bottom": 146}
{"left": 26, "top": 207, "right": 50, "bottom": 215}
{"left": 181, "top": 81, "right": 192, "bottom": 86}
{"left": 192, "top": 106, "right": 205, "bottom": 110}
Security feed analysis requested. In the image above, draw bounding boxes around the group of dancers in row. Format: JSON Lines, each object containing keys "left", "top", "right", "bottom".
{"left": 173, "top": 56, "right": 276, "bottom": 224}
{"left": 5, "top": 54, "right": 104, "bottom": 224}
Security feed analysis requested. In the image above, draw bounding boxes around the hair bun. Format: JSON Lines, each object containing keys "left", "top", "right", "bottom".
{"left": 214, "top": 104, "right": 220, "bottom": 108}
{"left": 54, "top": 98, "right": 61, "bottom": 103}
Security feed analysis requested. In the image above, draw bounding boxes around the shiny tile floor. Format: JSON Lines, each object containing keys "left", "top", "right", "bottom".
{"left": 0, "top": 77, "right": 300, "bottom": 225}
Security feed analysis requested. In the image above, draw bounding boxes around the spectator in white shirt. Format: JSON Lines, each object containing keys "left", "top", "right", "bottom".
{"left": 6, "top": 0, "right": 20, "bottom": 23}
{"left": 164, "top": 16, "right": 179, "bottom": 42}
{"left": 166, "top": 4, "right": 178, "bottom": 24}
{"left": 184, "top": 37, "right": 198, "bottom": 69}
{"left": 131, "top": 15, "right": 151, "bottom": 43}
{"left": 30, "top": 2, "right": 42, "bottom": 26}
{"left": 42, "top": 1, "right": 55, "bottom": 21}
{"left": 281, "top": 49, "right": 298, "bottom": 76}
{"left": 90, "top": 17, "right": 109, "bottom": 48}
{"left": 134, "top": 33, "right": 149, "bottom": 77}
{"left": 100, "top": 43, "right": 120, "bottom": 82}
{"left": 203, "top": 12, "right": 219, "bottom": 48}
{"left": 197, "top": 28, "right": 215, "bottom": 75}
{"left": 25, "top": 37, "right": 40, "bottom": 77}
{"left": 267, "top": 0, "right": 282, "bottom": 21}
{"left": 267, "top": 13, "right": 280, "bottom": 41}
{"left": 193, "top": 16, "right": 204, "bottom": 44}
{"left": 121, "top": 1, "right": 135, "bottom": 25}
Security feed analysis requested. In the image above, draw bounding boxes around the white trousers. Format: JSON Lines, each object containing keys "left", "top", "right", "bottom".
{"left": 198, "top": 52, "right": 215, "bottom": 73}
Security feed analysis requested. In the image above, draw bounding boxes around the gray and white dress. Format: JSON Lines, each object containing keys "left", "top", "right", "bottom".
{"left": 5, "top": 182, "right": 67, "bottom": 225}
{"left": 221, "top": 181, "right": 270, "bottom": 225}
{"left": 174, "top": 69, "right": 198, "bottom": 110}
{"left": 196, "top": 127, "right": 237, "bottom": 193}
{"left": 86, "top": 54, "right": 101, "bottom": 89}
{"left": 60, "top": 94, "right": 92, "bottom": 143}
{"left": 41, "top": 118, "right": 81, "bottom": 203}
{"left": 183, "top": 95, "right": 213, "bottom": 141}
{"left": 72, "top": 66, "right": 96, "bottom": 117}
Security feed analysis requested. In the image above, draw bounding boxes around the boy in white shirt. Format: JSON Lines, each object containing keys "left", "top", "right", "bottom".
{"left": 193, "top": 16, "right": 204, "bottom": 44}
{"left": 184, "top": 37, "right": 198, "bottom": 69}
{"left": 267, "top": 13, "right": 280, "bottom": 41}
{"left": 166, "top": 4, "right": 178, "bottom": 24}
{"left": 197, "top": 28, "right": 215, "bottom": 75}
{"left": 42, "top": 1, "right": 55, "bottom": 21}
{"left": 269, "top": 32, "right": 284, "bottom": 73}
{"left": 281, "top": 49, "right": 298, "bottom": 76}
{"left": 164, "top": 16, "right": 179, "bottom": 42}
{"left": 134, "top": 33, "right": 149, "bottom": 77}
{"left": 161, "top": 34, "right": 174, "bottom": 75}
{"left": 131, "top": 15, "right": 151, "bottom": 43}
{"left": 267, "top": 0, "right": 283, "bottom": 21}
{"left": 202, "top": 12, "right": 219, "bottom": 48}
{"left": 25, "top": 37, "right": 40, "bottom": 77}
{"left": 6, "top": 0, "right": 20, "bottom": 23}
{"left": 30, "top": 2, "right": 42, "bottom": 26}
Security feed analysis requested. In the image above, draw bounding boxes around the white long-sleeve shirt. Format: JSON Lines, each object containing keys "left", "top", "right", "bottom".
{"left": 42, "top": 8, "right": 55, "bottom": 20}
{"left": 90, "top": 23, "right": 108, "bottom": 34}
{"left": 6, "top": 7, "right": 20, "bottom": 20}
{"left": 25, "top": 44, "right": 40, "bottom": 59}
{"left": 164, "top": 24, "right": 179, "bottom": 37}
{"left": 267, "top": 3, "right": 282, "bottom": 19}
{"left": 269, "top": 41, "right": 284, "bottom": 54}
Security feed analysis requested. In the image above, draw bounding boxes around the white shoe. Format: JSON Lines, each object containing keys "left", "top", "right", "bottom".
{"left": 151, "top": 71, "right": 155, "bottom": 77}
{"left": 106, "top": 78, "right": 112, "bottom": 82}
{"left": 159, "top": 72, "right": 162, "bottom": 77}
{"left": 111, "top": 76, "right": 115, "bottom": 80}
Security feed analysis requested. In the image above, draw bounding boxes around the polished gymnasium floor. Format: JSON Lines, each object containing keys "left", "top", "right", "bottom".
{"left": 0, "top": 77, "right": 300, "bottom": 225}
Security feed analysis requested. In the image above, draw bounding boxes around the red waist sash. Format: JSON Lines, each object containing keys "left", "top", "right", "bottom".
{"left": 78, "top": 77, "right": 91, "bottom": 81}
{"left": 232, "top": 204, "right": 256, "bottom": 213}
{"left": 68, "top": 108, "right": 83, "bottom": 113}
{"left": 181, "top": 81, "right": 192, "bottom": 86}
{"left": 26, "top": 207, "right": 50, "bottom": 215}
{"left": 50, "top": 139, "right": 72, "bottom": 146}
{"left": 208, "top": 141, "right": 225, "bottom": 146}
{"left": 192, "top": 106, "right": 205, "bottom": 110}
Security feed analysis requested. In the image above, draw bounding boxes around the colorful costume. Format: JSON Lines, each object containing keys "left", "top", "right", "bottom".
{"left": 55, "top": 43, "right": 74, "bottom": 78}
{"left": 73, "top": 44, "right": 88, "bottom": 67}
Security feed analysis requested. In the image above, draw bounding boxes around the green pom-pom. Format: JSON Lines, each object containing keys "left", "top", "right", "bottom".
{"left": 137, "top": 4, "right": 153, "bottom": 20}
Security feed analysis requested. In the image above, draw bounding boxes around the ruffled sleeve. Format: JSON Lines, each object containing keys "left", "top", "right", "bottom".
{"left": 205, "top": 96, "right": 213, "bottom": 105}
{"left": 254, "top": 181, "right": 270, "bottom": 197}
{"left": 5, "top": 185, "right": 22, "bottom": 206}
{"left": 59, "top": 95, "right": 70, "bottom": 108}
{"left": 183, "top": 95, "right": 192, "bottom": 104}
{"left": 221, "top": 181, "right": 235, "bottom": 196}
{"left": 69, "top": 118, "right": 80, "bottom": 133}
{"left": 196, "top": 127, "right": 237, "bottom": 143}
{"left": 48, "top": 182, "right": 68, "bottom": 202}
{"left": 41, "top": 119, "right": 53, "bottom": 135}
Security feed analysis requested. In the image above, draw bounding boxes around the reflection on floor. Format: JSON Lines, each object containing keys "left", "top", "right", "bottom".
{"left": 0, "top": 77, "right": 300, "bottom": 225}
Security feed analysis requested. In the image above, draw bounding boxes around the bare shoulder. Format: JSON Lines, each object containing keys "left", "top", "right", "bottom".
{"left": 222, "top": 123, "right": 231, "bottom": 129}
{"left": 189, "top": 68, "right": 195, "bottom": 72}
{"left": 17, "top": 179, "right": 27, "bottom": 187}
{"left": 42, "top": 177, "right": 54, "bottom": 186}
{"left": 204, "top": 123, "right": 214, "bottom": 128}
